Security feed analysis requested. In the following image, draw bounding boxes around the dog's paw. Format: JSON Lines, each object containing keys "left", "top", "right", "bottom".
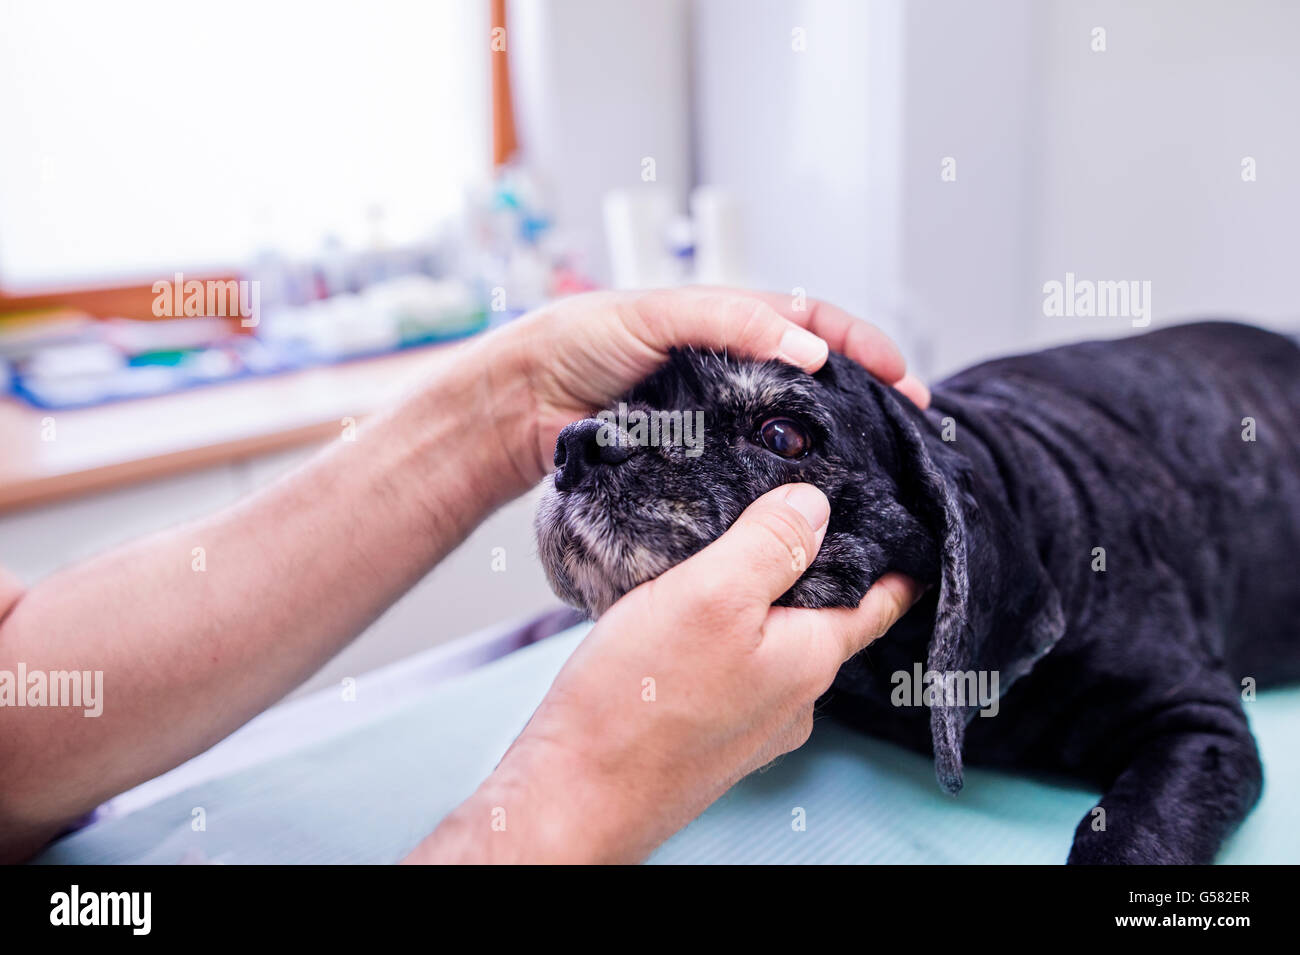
{"left": 1067, "top": 814, "right": 1200, "bottom": 865}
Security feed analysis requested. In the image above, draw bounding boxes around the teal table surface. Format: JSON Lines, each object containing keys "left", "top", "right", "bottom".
{"left": 37, "top": 625, "right": 1300, "bottom": 864}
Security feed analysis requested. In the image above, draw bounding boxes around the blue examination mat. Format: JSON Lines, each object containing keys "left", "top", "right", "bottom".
{"left": 36, "top": 625, "right": 1300, "bottom": 864}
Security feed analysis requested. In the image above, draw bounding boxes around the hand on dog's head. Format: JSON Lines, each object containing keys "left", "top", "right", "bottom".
{"left": 535, "top": 348, "right": 950, "bottom": 618}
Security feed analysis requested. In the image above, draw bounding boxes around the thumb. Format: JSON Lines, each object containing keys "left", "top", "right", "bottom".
{"left": 661, "top": 483, "right": 830, "bottom": 608}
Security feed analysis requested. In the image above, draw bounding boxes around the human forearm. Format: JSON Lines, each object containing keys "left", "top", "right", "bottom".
{"left": 402, "top": 737, "right": 677, "bottom": 865}
{"left": 0, "top": 338, "right": 527, "bottom": 856}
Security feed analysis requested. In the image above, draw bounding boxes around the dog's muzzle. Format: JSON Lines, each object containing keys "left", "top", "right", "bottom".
{"left": 552, "top": 418, "right": 634, "bottom": 492}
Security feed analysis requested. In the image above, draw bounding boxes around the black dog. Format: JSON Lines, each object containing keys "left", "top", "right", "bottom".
{"left": 535, "top": 321, "right": 1300, "bottom": 864}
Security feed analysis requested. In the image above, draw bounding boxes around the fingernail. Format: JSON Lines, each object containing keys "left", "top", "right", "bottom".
{"left": 784, "top": 483, "right": 830, "bottom": 530}
{"left": 778, "top": 327, "right": 828, "bottom": 369}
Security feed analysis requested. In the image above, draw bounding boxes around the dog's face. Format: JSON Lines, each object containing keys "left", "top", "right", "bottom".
{"left": 535, "top": 350, "right": 939, "bottom": 618}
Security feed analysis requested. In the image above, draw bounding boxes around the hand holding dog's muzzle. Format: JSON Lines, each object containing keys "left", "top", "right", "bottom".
{"left": 657, "top": 483, "right": 924, "bottom": 708}
{"left": 411, "top": 483, "right": 922, "bottom": 863}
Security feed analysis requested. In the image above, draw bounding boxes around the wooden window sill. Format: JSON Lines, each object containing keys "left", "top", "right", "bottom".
{"left": 0, "top": 344, "right": 450, "bottom": 514}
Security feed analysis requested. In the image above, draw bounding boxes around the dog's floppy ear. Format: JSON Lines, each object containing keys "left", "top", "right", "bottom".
{"left": 878, "top": 395, "right": 973, "bottom": 794}
{"left": 877, "top": 391, "right": 1066, "bottom": 795}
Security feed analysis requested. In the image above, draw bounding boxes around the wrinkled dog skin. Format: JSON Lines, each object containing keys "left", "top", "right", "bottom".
{"left": 536, "top": 321, "right": 1300, "bottom": 864}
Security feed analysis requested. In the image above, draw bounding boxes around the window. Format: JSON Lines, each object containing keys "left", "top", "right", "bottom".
{"left": 0, "top": 0, "right": 487, "bottom": 290}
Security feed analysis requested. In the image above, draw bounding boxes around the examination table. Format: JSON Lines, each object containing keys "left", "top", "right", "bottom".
{"left": 35, "top": 620, "right": 1300, "bottom": 864}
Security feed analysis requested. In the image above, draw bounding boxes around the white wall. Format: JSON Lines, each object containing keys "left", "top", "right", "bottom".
{"left": 893, "top": 0, "right": 1043, "bottom": 375}
{"left": 511, "top": 0, "right": 693, "bottom": 284}
{"left": 691, "top": 0, "right": 1300, "bottom": 379}
{"left": 692, "top": 0, "right": 1044, "bottom": 377}
{"left": 692, "top": 0, "right": 898, "bottom": 341}
{"left": 1032, "top": 0, "right": 1300, "bottom": 347}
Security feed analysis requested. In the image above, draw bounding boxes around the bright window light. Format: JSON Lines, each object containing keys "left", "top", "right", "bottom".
{"left": 0, "top": 0, "right": 488, "bottom": 290}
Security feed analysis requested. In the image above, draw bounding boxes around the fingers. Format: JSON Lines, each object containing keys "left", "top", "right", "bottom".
{"left": 0, "top": 565, "right": 24, "bottom": 623}
{"left": 687, "top": 286, "right": 906, "bottom": 383}
{"left": 628, "top": 286, "right": 929, "bottom": 409}
{"left": 830, "top": 572, "right": 925, "bottom": 659}
{"left": 658, "top": 483, "right": 830, "bottom": 610}
{"left": 763, "top": 572, "right": 926, "bottom": 687}
{"left": 893, "top": 372, "right": 932, "bottom": 411}
{"left": 631, "top": 288, "right": 829, "bottom": 373}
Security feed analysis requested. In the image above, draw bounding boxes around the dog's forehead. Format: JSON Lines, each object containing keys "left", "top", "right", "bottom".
{"left": 693, "top": 352, "right": 813, "bottom": 409}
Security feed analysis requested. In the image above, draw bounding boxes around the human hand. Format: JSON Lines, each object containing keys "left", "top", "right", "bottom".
{"left": 475, "top": 287, "right": 929, "bottom": 490}
{"left": 405, "top": 483, "right": 923, "bottom": 864}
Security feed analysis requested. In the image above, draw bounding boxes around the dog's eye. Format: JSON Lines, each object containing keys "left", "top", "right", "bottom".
{"left": 757, "top": 417, "right": 810, "bottom": 459}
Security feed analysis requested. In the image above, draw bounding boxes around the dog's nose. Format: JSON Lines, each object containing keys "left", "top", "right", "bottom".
{"left": 553, "top": 418, "right": 632, "bottom": 491}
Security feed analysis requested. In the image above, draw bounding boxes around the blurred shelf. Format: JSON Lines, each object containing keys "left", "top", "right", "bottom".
{"left": 0, "top": 344, "right": 451, "bottom": 514}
